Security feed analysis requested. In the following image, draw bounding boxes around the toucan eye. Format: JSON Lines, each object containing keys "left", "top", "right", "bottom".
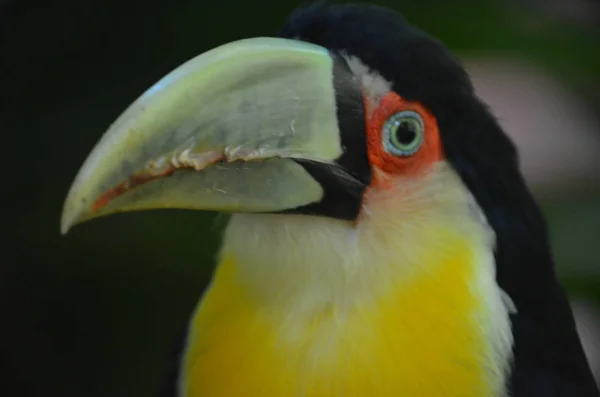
{"left": 382, "top": 110, "right": 424, "bottom": 156}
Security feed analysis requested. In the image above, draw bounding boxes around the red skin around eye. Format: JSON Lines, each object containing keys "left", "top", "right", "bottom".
{"left": 364, "top": 92, "right": 443, "bottom": 188}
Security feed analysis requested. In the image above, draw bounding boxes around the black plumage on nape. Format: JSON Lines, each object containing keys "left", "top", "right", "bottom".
{"left": 278, "top": 3, "right": 598, "bottom": 396}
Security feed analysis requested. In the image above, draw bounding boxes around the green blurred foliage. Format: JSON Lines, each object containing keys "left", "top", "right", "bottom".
{"left": 2, "top": 0, "right": 599, "bottom": 396}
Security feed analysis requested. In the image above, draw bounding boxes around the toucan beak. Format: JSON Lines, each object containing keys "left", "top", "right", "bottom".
{"left": 60, "top": 37, "right": 364, "bottom": 234}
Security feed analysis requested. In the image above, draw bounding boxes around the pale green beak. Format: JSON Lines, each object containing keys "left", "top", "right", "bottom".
{"left": 60, "top": 37, "right": 363, "bottom": 234}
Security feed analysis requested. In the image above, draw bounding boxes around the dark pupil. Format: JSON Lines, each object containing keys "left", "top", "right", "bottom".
{"left": 395, "top": 120, "right": 417, "bottom": 146}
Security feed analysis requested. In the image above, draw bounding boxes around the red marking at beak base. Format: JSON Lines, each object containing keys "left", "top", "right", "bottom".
{"left": 91, "top": 154, "right": 225, "bottom": 213}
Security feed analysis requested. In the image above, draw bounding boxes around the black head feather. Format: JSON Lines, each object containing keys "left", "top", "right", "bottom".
{"left": 278, "top": 3, "right": 599, "bottom": 396}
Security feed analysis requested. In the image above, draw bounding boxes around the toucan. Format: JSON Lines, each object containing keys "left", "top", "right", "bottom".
{"left": 60, "top": 3, "right": 599, "bottom": 397}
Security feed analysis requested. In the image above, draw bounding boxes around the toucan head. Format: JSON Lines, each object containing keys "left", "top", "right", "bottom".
{"left": 61, "top": 3, "right": 524, "bottom": 236}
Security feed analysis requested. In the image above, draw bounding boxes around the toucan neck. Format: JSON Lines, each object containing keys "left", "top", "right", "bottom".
{"left": 218, "top": 164, "right": 501, "bottom": 310}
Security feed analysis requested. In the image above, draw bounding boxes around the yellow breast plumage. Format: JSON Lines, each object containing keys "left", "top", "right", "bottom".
{"left": 180, "top": 209, "right": 512, "bottom": 397}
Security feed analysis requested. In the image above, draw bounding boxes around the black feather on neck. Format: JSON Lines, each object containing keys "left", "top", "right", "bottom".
{"left": 279, "top": 3, "right": 599, "bottom": 396}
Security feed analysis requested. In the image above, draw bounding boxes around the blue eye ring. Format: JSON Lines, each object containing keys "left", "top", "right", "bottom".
{"left": 382, "top": 110, "right": 425, "bottom": 156}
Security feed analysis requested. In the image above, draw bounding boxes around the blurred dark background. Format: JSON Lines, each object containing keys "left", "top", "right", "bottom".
{"left": 2, "top": 0, "right": 599, "bottom": 396}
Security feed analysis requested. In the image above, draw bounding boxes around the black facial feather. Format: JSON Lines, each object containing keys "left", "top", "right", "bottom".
{"left": 281, "top": 53, "right": 370, "bottom": 221}
{"left": 278, "top": 3, "right": 599, "bottom": 396}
